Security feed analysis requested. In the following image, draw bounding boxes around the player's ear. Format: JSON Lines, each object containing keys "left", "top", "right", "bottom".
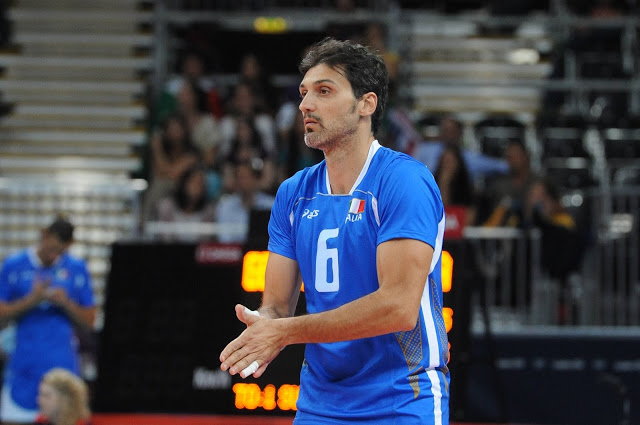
{"left": 358, "top": 92, "right": 377, "bottom": 118}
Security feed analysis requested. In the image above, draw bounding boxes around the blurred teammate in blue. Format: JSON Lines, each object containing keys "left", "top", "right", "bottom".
{"left": 220, "top": 38, "right": 450, "bottom": 424}
{"left": 0, "top": 216, "right": 95, "bottom": 425}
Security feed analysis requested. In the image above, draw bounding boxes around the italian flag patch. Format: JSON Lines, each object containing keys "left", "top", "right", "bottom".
{"left": 348, "top": 198, "right": 366, "bottom": 214}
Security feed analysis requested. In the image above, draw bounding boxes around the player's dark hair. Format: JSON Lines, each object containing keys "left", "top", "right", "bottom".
{"left": 47, "top": 215, "right": 74, "bottom": 243}
{"left": 299, "top": 37, "right": 389, "bottom": 135}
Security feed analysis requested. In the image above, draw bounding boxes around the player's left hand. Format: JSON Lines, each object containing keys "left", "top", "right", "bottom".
{"left": 219, "top": 304, "right": 285, "bottom": 379}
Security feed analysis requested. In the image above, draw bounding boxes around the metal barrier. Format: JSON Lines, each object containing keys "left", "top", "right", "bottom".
{"left": 461, "top": 227, "right": 543, "bottom": 330}
{"left": 461, "top": 187, "right": 640, "bottom": 330}
{"left": 143, "top": 220, "right": 246, "bottom": 241}
{"left": 581, "top": 187, "right": 640, "bottom": 326}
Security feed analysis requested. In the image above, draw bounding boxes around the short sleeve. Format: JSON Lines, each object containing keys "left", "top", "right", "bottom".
{"left": 73, "top": 262, "right": 95, "bottom": 307}
{"left": 377, "top": 159, "right": 444, "bottom": 249}
{"left": 267, "top": 177, "right": 298, "bottom": 261}
{"left": 0, "top": 261, "right": 12, "bottom": 302}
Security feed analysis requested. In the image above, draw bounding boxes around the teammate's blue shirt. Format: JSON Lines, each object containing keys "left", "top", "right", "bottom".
{"left": 268, "top": 141, "right": 450, "bottom": 424}
{"left": 0, "top": 248, "right": 94, "bottom": 409}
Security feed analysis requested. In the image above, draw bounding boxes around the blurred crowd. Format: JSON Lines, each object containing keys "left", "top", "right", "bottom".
{"left": 140, "top": 21, "right": 398, "bottom": 245}
{"left": 141, "top": 0, "right": 639, "bottom": 285}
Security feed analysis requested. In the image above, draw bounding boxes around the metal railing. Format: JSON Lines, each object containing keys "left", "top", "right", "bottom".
{"left": 462, "top": 187, "right": 640, "bottom": 331}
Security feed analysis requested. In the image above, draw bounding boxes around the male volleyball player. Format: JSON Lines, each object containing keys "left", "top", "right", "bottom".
{"left": 0, "top": 216, "right": 95, "bottom": 425}
{"left": 220, "top": 37, "right": 450, "bottom": 424}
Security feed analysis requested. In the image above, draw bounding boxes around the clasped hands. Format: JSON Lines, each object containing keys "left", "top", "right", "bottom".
{"left": 219, "top": 304, "right": 285, "bottom": 379}
{"left": 31, "top": 279, "right": 69, "bottom": 307}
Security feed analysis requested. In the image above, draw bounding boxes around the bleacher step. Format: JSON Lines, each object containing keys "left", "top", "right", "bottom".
{"left": 0, "top": 129, "right": 145, "bottom": 144}
{"left": 0, "top": 155, "right": 140, "bottom": 172}
{"left": 0, "top": 143, "right": 132, "bottom": 157}
{"left": 0, "top": 116, "right": 140, "bottom": 130}
{"left": 14, "top": 104, "right": 145, "bottom": 119}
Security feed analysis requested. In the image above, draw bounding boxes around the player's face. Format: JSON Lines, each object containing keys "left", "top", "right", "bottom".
{"left": 38, "top": 231, "right": 69, "bottom": 267}
{"left": 298, "top": 63, "right": 359, "bottom": 151}
{"left": 37, "top": 383, "right": 61, "bottom": 420}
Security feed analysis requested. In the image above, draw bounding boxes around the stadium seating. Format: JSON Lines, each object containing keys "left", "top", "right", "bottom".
{"left": 0, "top": 0, "right": 151, "bottom": 328}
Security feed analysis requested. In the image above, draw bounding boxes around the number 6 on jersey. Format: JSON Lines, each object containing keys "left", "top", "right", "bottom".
{"left": 315, "top": 228, "right": 339, "bottom": 292}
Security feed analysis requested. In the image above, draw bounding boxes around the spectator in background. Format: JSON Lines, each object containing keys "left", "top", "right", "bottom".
{"left": 152, "top": 51, "right": 223, "bottom": 129}
{"left": 238, "top": 52, "right": 279, "bottom": 116}
{"left": 362, "top": 22, "right": 401, "bottom": 91}
{"left": 155, "top": 165, "right": 216, "bottom": 242}
{"left": 0, "top": 216, "right": 95, "bottom": 425}
{"left": 143, "top": 114, "right": 200, "bottom": 220}
{"left": 414, "top": 115, "right": 508, "bottom": 181}
{"left": 35, "top": 368, "right": 91, "bottom": 425}
{"left": 482, "top": 140, "right": 538, "bottom": 227}
{"left": 176, "top": 79, "right": 222, "bottom": 170}
{"left": 215, "top": 159, "right": 275, "bottom": 244}
{"left": 277, "top": 111, "right": 324, "bottom": 183}
{"left": 221, "top": 115, "right": 276, "bottom": 194}
{"left": 524, "top": 178, "right": 585, "bottom": 324}
{"left": 219, "top": 83, "right": 276, "bottom": 161}
{"left": 524, "top": 178, "right": 582, "bottom": 280}
{"left": 434, "top": 145, "right": 477, "bottom": 226}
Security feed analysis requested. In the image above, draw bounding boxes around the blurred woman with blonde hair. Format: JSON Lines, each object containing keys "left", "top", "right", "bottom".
{"left": 35, "top": 368, "right": 91, "bottom": 425}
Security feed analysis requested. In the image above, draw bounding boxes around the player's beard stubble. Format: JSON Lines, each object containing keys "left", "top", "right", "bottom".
{"left": 303, "top": 100, "right": 359, "bottom": 153}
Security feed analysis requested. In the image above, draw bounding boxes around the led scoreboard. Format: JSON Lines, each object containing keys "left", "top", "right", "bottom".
{"left": 95, "top": 242, "right": 456, "bottom": 416}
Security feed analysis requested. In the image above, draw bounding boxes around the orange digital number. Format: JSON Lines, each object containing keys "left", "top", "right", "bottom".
{"left": 441, "top": 250, "right": 453, "bottom": 293}
{"left": 233, "top": 383, "right": 299, "bottom": 411}
{"left": 443, "top": 307, "right": 453, "bottom": 333}
{"left": 442, "top": 250, "right": 453, "bottom": 363}
{"left": 241, "top": 251, "right": 270, "bottom": 292}
{"left": 277, "top": 384, "right": 299, "bottom": 411}
{"left": 242, "top": 251, "right": 304, "bottom": 292}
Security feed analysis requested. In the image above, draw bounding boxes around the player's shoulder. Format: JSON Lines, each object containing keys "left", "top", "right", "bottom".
{"left": 59, "top": 252, "right": 88, "bottom": 271}
{"left": 376, "top": 145, "right": 434, "bottom": 179}
{"left": 277, "top": 161, "right": 325, "bottom": 198}
{"left": 1, "top": 249, "right": 30, "bottom": 269}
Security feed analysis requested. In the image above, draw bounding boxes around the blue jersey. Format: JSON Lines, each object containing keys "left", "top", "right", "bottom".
{"left": 268, "top": 141, "right": 450, "bottom": 424}
{"left": 0, "top": 248, "right": 94, "bottom": 409}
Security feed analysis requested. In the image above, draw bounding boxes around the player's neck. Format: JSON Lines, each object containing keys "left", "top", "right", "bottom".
{"left": 324, "top": 133, "right": 375, "bottom": 195}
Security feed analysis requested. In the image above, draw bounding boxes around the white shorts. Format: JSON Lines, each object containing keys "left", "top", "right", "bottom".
{"left": 0, "top": 384, "right": 38, "bottom": 423}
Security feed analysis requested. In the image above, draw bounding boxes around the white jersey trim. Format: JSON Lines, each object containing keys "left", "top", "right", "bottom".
{"left": 430, "top": 212, "right": 445, "bottom": 274}
{"left": 422, "top": 211, "right": 446, "bottom": 369}
{"left": 325, "top": 140, "right": 381, "bottom": 195}
{"left": 427, "top": 369, "right": 444, "bottom": 425}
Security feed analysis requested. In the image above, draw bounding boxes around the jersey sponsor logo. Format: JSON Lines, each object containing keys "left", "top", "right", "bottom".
{"left": 302, "top": 209, "right": 319, "bottom": 219}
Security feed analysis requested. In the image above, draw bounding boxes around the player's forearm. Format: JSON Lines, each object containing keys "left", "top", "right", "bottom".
{"left": 59, "top": 300, "right": 95, "bottom": 330}
{"left": 260, "top": 286, "right": 301, "bottom": 319}
{"left": 260, "top": 254, "right": 302, "bottom": 319}
{"left": 0, "top": 295, "right": 41, "bottom": 322}
{"left": 277, "top": 287, "right": 417, "bottom": 346}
